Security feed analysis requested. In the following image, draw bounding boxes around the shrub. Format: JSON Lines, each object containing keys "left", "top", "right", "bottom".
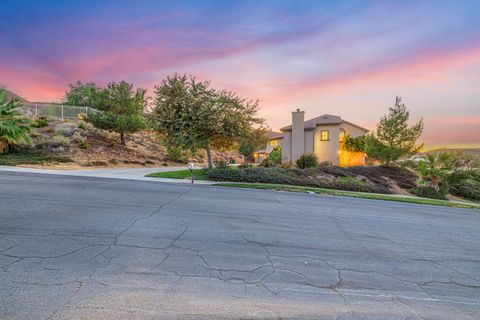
{"left": 259, "top": 158, "right": 276, "bottom": 168}
{"left": 239, "top": 163, "right": 253, "bottom": 169}
{"left": 214, "top": 159, "right": 229, "bottom": 168}
{"left": 55, "top": 123, "right": 79, "bottom": 137}
{"left": 78, "top": 140, "right": 89, "bottom": 149}
{"left": 268, "top": 146, "right": 282, "bottom": 165}
{"left": 49, "top": 135, "right": 71, "bottom": 148}
{"left": 32, "top": 117, "right": 49, "bottom": 128}
{"left": 296, "top": 154, "right": 318, "bottom": 169}
{"left": 449, "top": 181, "right": 480, "bottom": 201}
{"left": 411, "top": 185, "right": 447, "bottom": 200}
{"left": 78, "top": 122, "right": 87, "bottom": 130}
{"left": 166, "top": 145, "right": 188, "bottom": 162}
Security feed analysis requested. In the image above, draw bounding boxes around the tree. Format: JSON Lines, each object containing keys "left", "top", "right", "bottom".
{"left": 343, "top": 135, "right": 366, "bottom": 166}
{"left": 88, "top": 81, "right": 146, "bottom": 145}
{"left": 0, "top": 88, "right": 31, "bottom": 153}
{"left": 238, "top": 128, "right": 269, "bottom": 161}
{"left": 417, "top": 151, "right": 480, "bottom": 190}
{"left": 150, "top": 74, "right": 264, "bottom": 169}
{"left": 365, "top": 96, "right": 423, "bottom": 165}
{"left": 63, "top": 81, "right": 106, "bottom": 110}
{"left": 268, "top": 146, "right": 282, "bottom": 165}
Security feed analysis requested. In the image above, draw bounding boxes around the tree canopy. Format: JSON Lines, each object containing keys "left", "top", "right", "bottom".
{"left": 63, "top": 81, "right": 106, "bottom": 110}
{"left": 150, "top": 74, "right": 264, "bottom": 168}
{"left": 88, "top": 81, "right": 147, "bottom": 145}
{"left": 365, "top": 96, "right": 423, "bottom": 165}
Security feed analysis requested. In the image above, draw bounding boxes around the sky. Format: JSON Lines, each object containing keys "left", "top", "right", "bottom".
{"left": 1, "top": 0, "right": 479, "bottom": 149}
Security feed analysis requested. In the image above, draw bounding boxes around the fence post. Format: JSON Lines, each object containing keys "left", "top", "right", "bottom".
{"left": 85, "top": 107, "right": 88, "bottom": 116}
{"left": 61, "top": 105, "right": 64, "bottom": 119}
{"left": 35, "top": 103, "right": 38, "bottom": 117}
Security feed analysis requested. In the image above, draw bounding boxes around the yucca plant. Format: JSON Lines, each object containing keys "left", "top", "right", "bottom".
{"left": 0, "top": 89, "right": 32, "bottom": 153}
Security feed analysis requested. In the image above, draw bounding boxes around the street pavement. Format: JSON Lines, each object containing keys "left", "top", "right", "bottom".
{"left": 1, "top": 171, "right": 479, "bottom": 319}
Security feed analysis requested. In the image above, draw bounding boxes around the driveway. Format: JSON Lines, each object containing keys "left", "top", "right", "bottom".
{"left": 1, "top": 171, "right": 479, "bottom": 319}
{"left": 0, "top": 165, "right": 213, "bottom": 184}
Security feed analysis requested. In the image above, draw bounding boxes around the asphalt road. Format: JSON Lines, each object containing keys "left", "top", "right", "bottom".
{"left": 1, "top": 171, "right": 479, "bottom": 319}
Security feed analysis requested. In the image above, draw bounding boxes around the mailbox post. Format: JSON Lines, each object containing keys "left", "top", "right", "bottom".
{"left": 188, "top": 163, "right": 194, "bottom": 184}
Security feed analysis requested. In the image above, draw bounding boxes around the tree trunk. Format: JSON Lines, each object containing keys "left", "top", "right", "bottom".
{"left": 120, "top": 132, "right": 126, "bottom": 145}
{"left": 206, "top": 145, "right": 213, "bottom": 169}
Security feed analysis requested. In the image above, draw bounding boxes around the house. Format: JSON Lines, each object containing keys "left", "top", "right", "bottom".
{"left": 254, "top": 109, "right": 369, "bottom": 166}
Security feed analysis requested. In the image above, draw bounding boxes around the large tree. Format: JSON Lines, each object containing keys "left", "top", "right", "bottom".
{"left": 150, "top": 74, "right": 264, "bottom": 168}
{"left": 0, "top": 88, "right": 31, "bottom": 153}
{"left": 365, "top": 96, "right": 423, "bottom": 165}
{"left": 88, "top": 81, "right": 146, "bottom": 145}
{"left": 63, "top": 81, "right": 106, "bottom": 110}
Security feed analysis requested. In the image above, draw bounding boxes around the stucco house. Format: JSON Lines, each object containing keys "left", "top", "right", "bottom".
{"left": 254, "top": 109, "right": 369, "bottom": 166}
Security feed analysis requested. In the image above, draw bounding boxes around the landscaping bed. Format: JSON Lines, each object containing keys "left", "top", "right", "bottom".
{"left": 206, "top": 166, "right": 418, "bottom": 194}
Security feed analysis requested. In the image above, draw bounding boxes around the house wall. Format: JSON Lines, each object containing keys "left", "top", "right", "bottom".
{"left": 341, "top": 122, "right": 367, "bottom": 138}
{"left": 282, "top": 131, "right": 292, "bottom": 163}
{"left": 313, "top": 124, "right": 340, "bottom": 165}
{"left": 304, "top": 130, "right": 314, "bottom": 154}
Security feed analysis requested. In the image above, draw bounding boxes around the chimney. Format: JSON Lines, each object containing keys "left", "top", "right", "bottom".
{"left": 291, "top": 109, "right": 305, "bottom": 162}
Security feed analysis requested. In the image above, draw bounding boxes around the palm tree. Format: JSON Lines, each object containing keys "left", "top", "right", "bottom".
{"left": 0, "top": 89, "right": 32, "bottom": 153}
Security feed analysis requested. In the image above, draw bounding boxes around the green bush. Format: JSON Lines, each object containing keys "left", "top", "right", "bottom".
{"left": 206, "top": 167, "right": 376, "bottom": 193}
{"left": 259, "top": 157, "right": 276, "bottom": 168}
{"left": 296, "top": 154, "right": 318, "bottom": 169}
{"left": 449, "top": 181, "right": 480, "bottom": 201}
{"left": 78, "top": 122, "right": 87, "bottom": 130}
{"left": 49, "top": 135, "right": 71, "bottom": 148}
{"left": 268, "top": 146, "right": 282, "bottom": 165}
{"left": 239, "top": 163, "right": 253, "bottom": 169}
{"left": 32, "top": 117, "right": 49, "bottom": 128}
{"left": 214, "top": 159, "right": 229, "bottom": 168}
{"left": 411, "top": 185, "right": 447, "bottom": 200}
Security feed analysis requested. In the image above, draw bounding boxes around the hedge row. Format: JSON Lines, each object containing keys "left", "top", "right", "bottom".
{"left": 205, "top": 166, "right": 418, "bottom": 193}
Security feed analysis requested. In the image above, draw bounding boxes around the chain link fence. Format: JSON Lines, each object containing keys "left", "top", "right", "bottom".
{"left": 16, "top": 103, "right": 98, "bottom": 119}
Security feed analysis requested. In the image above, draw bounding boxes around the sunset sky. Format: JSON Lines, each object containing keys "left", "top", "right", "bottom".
{"left": 1, "top": 0, "right": 479, "bottom": 148}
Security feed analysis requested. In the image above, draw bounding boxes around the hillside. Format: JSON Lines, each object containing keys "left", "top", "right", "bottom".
{"left": 7, "top": 117, "right": 243, "bottom": 169}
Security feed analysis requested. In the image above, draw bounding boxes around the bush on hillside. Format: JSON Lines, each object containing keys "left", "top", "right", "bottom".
{"left": 411, "top": 185, "right": 447, "bottom": 200}
{"left": 449, "top": 181, "right": 480, "bottom": 201}
{"left": 213, "top": 158, "right": 229, "bottom": 168}
{"left": 206, "top": 167, "right": 379, "bottom": 193}
{"left": 296, "top": 154, "right": 318, "bottom": 169}
{"left": 259, "top": 157, "right": 276, "bottom": 168}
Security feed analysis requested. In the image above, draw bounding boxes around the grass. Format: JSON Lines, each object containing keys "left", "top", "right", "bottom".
{"left": 146, "top": 169, "right": 209, "bottom": 180}
{"left": 214, "top": 183, "right": 480, "bottom": 210}
{"left": 0, "top": 152, "right": 73, "bottom": 166}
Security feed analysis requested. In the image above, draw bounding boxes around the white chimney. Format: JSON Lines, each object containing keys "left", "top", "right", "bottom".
{"left": 291, "top": 109, "right": 305, "bottom": 162}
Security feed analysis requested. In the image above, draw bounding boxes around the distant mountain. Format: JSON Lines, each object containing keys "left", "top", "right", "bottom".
{"left": 421, "top": 148, "right": 480, "bottom": 156}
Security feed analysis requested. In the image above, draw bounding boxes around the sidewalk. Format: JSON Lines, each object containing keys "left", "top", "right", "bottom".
{"left": 0, "top": 165, "right": 216, "bottom": 184}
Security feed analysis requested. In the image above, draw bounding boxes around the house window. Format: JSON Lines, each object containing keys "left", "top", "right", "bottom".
{"left": 339, "top": 129, "right": 345, "bottom": 142}
{"left": 268, "top": 139, "right": 280, "bottom": 147}
{"left": 320, "top": 130, "right": 329, "bottom": 141}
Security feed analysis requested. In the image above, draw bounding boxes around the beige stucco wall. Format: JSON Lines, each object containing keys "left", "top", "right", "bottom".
{"left": 304, "top": 130, "right": 314, "bottom": 154}
{"left": 341, "top": 122, "right": 367, "bottom": 138}
{"left": 282, "top": 131, "right": 292, "bottom": 163}
{"left": 313, "top": 124, "right": 340, "bottom": 165}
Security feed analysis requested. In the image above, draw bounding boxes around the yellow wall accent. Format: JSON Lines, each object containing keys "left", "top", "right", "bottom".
{"left": 339, "top": 150, "right": 365, "bottom": 167}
